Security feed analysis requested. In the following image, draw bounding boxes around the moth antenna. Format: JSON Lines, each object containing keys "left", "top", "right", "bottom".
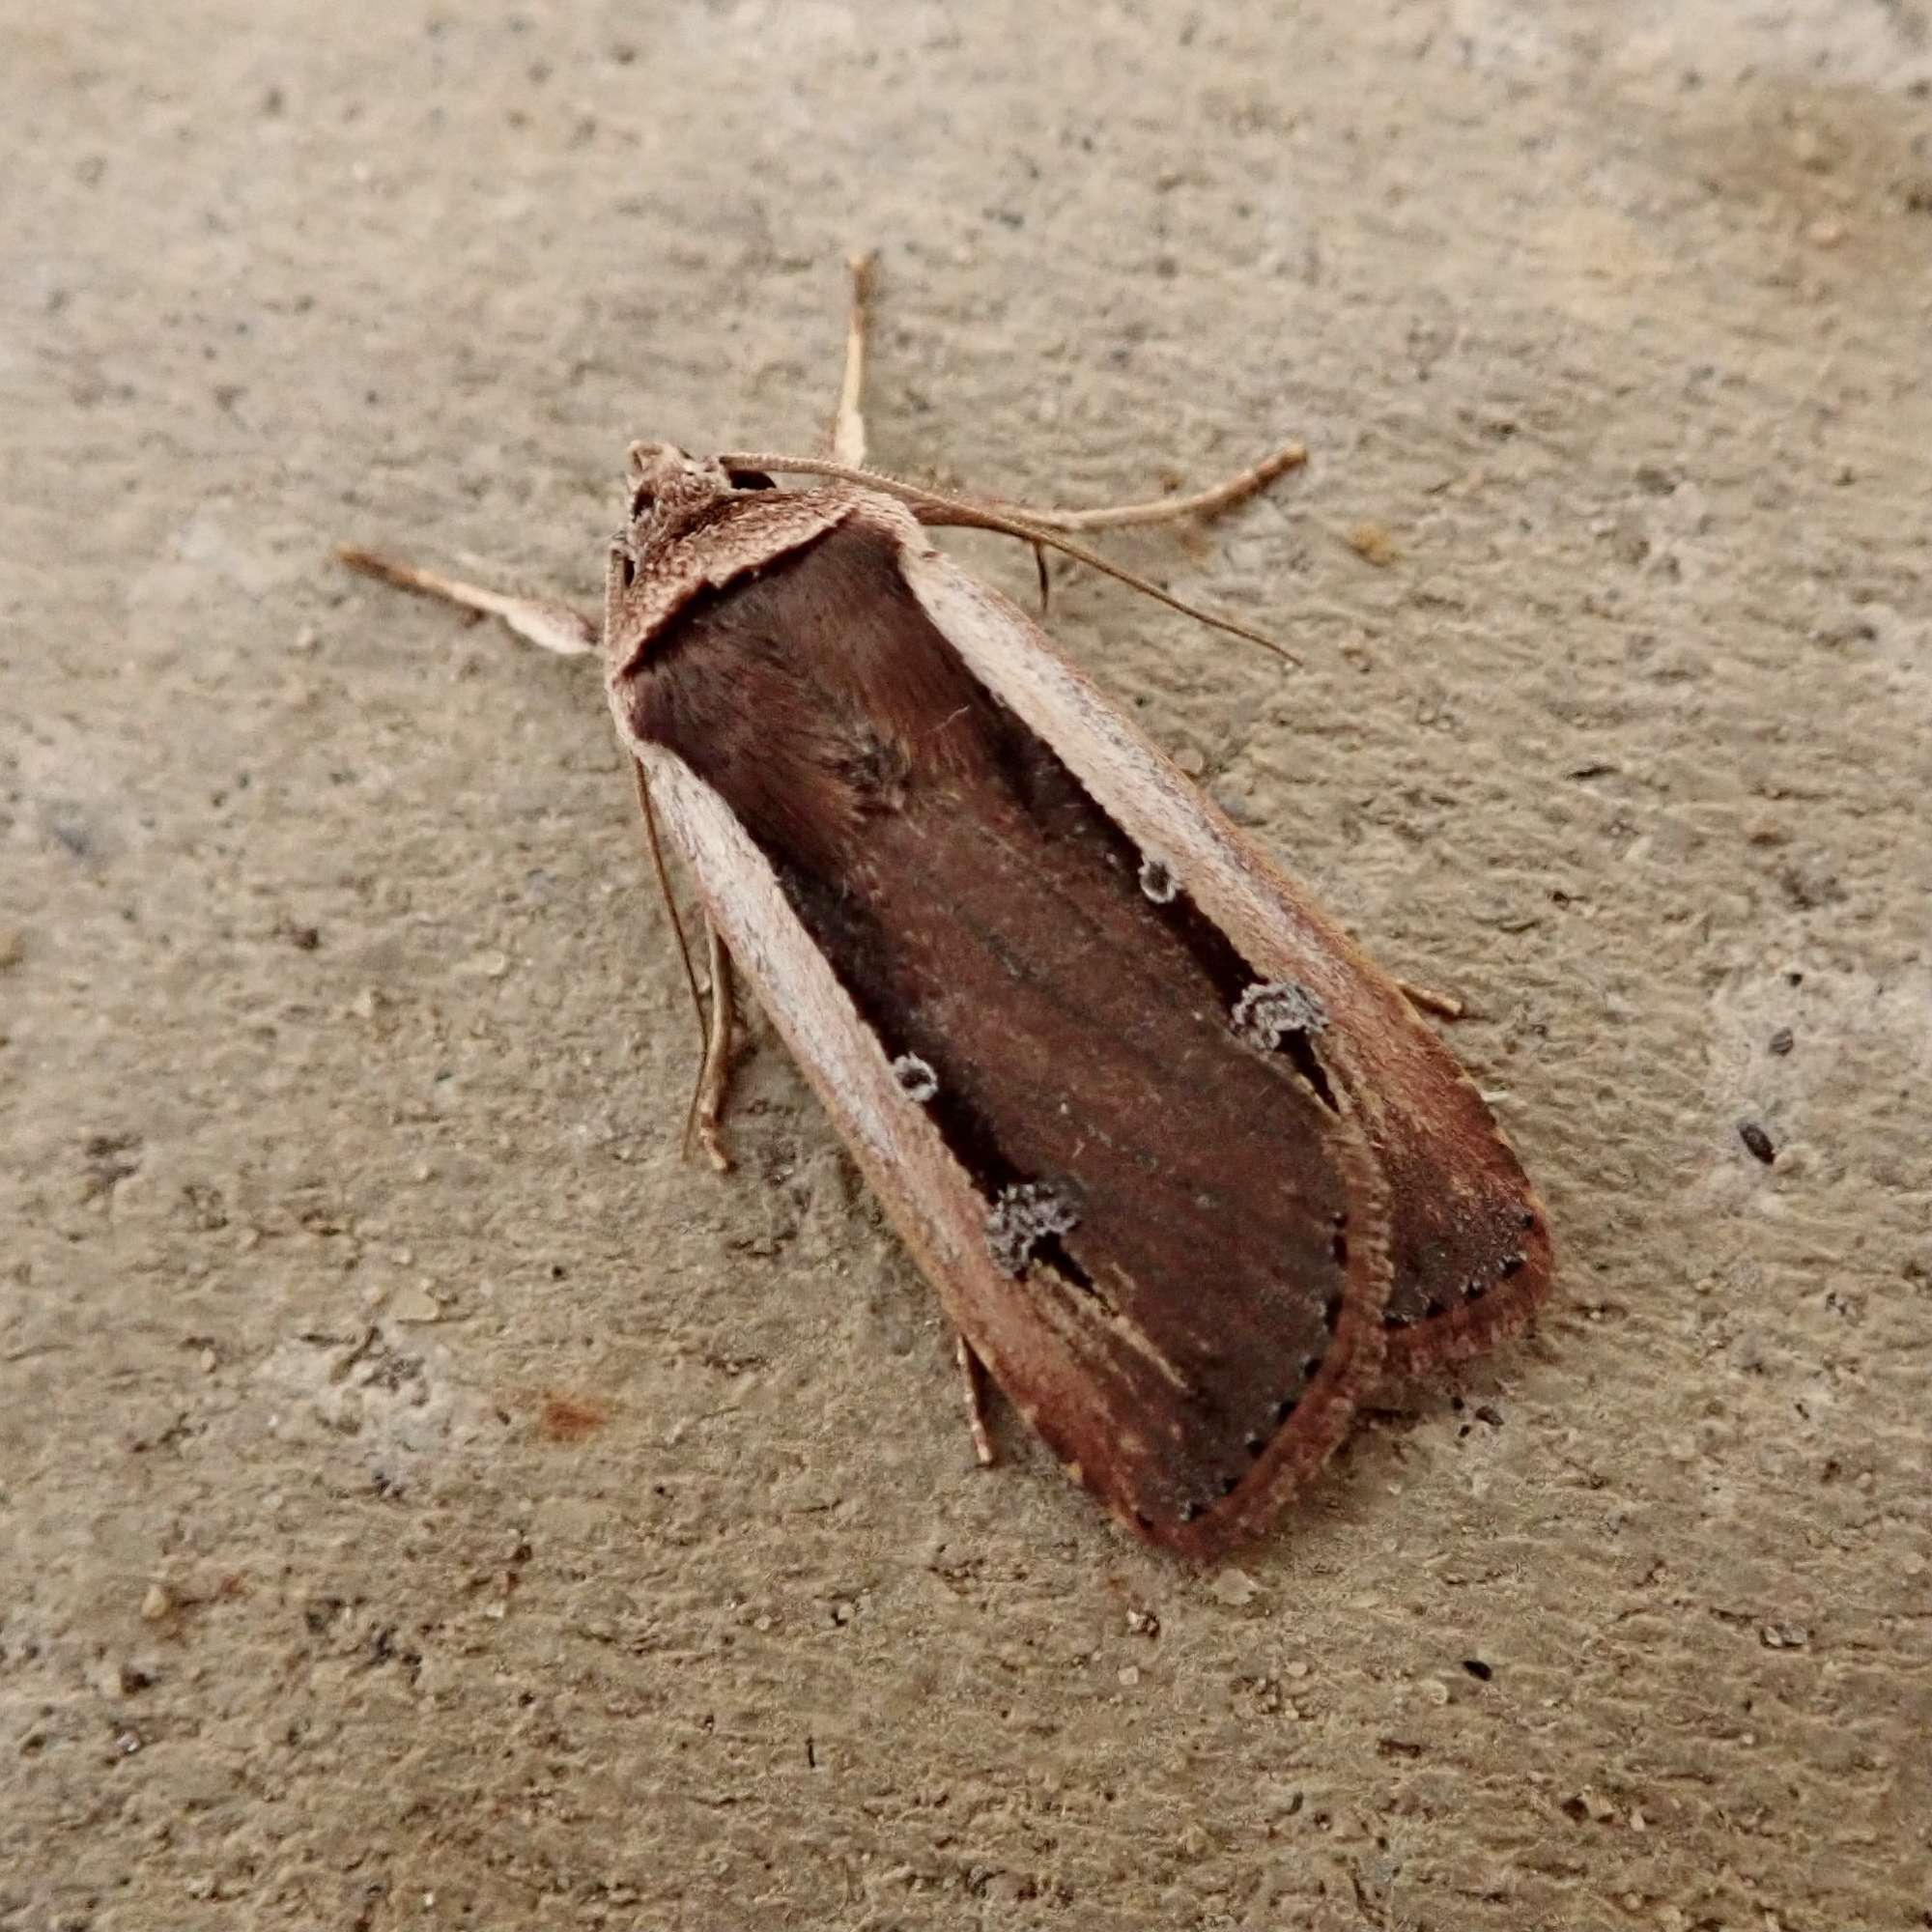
{"left": 629, "top": 759, "right": 710, "bottom": 1158}
{"left": 707, "top": 455, "right": 1299, "bottom": 664}
{"left": 988, "top": 442, "right": 1306, "bottom": 532}
{"left": 1031, "top": 539, "right": 1051, "bottom": 617}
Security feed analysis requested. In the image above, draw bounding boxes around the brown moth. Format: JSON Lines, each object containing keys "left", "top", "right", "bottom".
{"left": 339, "top": 255, "right": 1551, "bottom": 1560}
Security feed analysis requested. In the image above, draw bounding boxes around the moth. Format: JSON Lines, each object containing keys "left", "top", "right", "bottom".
{"left": 339, "top": 255, "right": 1552, "bottom": 1560}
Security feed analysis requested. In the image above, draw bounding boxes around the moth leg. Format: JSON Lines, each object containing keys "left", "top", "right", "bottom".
{"left": 692, "top": 921, "right": 738, "bottom": 1173}
{"left": 828, "top": 249, "right": 877, "bottom": 468}
{"left": 630, "top": 761, "right": 736, "bottom": 1172}
{"left": 955, "top": 1334, "right": 997, "bottom": 1467}
{"left": 985, "top": 442, "right": 1308, "bottom": 532}
{"left": 1397, "top": 978, "right": 1467, "bottom": 1022}
{"left": 335, "top": 548, "right": 598, "bottom": 656}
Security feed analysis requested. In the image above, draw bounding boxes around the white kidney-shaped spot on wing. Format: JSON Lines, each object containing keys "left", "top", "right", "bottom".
{"left": 892, "top": 1053, "right": 939, "bottom": 1102}
{"left": 985, "top": 1180, "right": 1081, "bottom": 1276}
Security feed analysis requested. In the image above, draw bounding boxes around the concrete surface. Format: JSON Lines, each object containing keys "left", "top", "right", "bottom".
{"left": 5, "top": 3, "right": 1929, "bottom": 1926}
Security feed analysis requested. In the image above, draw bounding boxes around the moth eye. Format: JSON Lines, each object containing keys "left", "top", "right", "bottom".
{"left": 611, "top": 544, "right": 637, "bottom": 590}
{"left": 725, "top": 467, "right": 778, "bottom": 491}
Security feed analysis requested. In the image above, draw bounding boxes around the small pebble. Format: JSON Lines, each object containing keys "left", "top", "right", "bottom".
{"left": 1345, "top": 521, "right": 1400, "bottom": 566}
{"left": 389, "top": 1284, "right": 441, "bottom": 1323}
{"left": 1210, "top": 1568, "right": 1259, "bottom": 1606}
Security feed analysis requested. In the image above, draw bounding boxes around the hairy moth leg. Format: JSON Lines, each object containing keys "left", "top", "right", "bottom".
{"left": 1397, "top": 978, "right": 1467, "bottom": 1022}
{"left": 829, "top": 249, "right": 876, "bottom": 467}
{"left": 334, "top": 548, "right": 597, "bottom": 655}
{"left": 990, "top": 442, "right": 1307, "bottom": 532}
{"left": 955, "top": 1334, "right": 997, "bottom": 1468}
{"left": 333, "top": 547, "right": 745, "bottom": 1173}
{"left": 692, "top": 921, "right": 739, "bottom": 1173}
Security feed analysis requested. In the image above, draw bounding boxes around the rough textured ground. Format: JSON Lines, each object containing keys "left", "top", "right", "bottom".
{"left": 5, "top": 3, "right": 1930, "bottom": 1927}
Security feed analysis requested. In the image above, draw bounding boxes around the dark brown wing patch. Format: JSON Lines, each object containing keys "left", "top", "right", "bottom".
{"left": 620, "top": 522, "right": 1393, "bottom": 1551}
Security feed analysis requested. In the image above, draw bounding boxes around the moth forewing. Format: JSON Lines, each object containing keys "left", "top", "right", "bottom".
{"left": 894, "top": 518, "right": 1553, "bottom": 1371}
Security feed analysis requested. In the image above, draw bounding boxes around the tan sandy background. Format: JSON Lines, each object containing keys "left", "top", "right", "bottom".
{"left": 5, "top": 3, "right": 1930, "bottom": 1926}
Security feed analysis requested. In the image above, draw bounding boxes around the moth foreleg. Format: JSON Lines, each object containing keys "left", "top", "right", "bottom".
{"left": 1397, "top": 978, "right": 1468, "bottom": 1022}
{"left": 955, "top": 1334, "right": 997, "bottom": 1468}
{"left": 335, "top": 547, "right": 598, "bottom": 657}
{"left": 692, "top": 921, "right": 738, "bottom": 1173}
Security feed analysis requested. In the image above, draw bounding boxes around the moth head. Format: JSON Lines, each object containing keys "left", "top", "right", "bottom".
{"left": 623, "top": 440, "right": 774, "bottom": 525}
{"left": 610, "top": 441, "right": 782, "bottom": 623}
